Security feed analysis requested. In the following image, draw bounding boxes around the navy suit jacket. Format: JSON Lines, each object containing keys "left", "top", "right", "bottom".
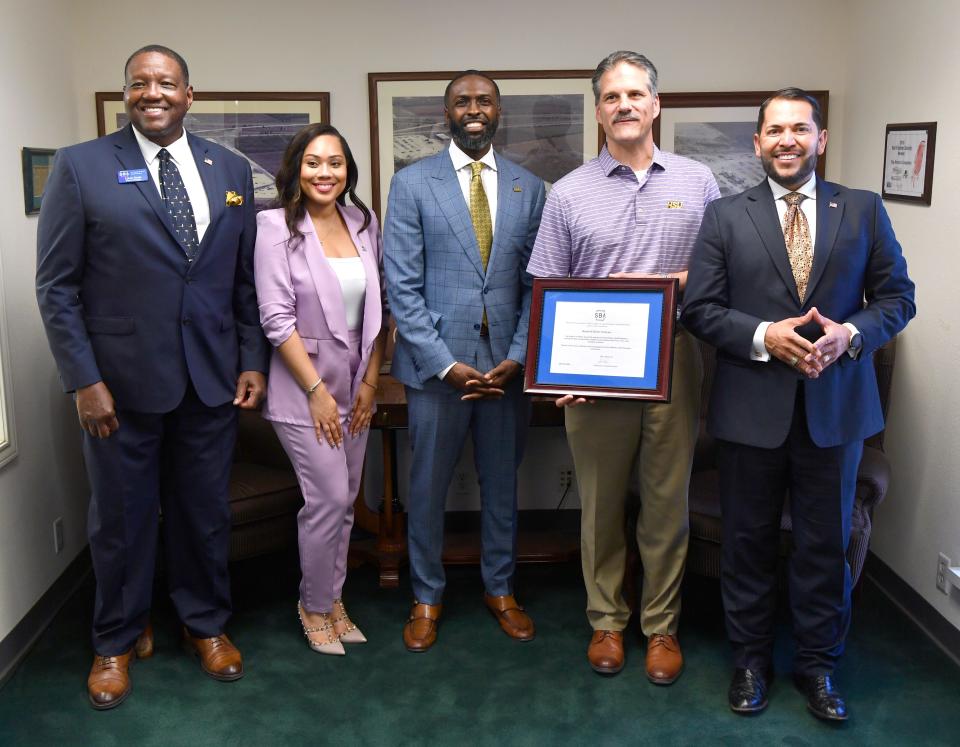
{"left": 682, "top": 179, "right": 915, "bottom": 449}
{"left": 383, "top": 150, "right": 545, "bottom": 389}
{"left": 36, "top": 125, "right": 268, "bottom": 413}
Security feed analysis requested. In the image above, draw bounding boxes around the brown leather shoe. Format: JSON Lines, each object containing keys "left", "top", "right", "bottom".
{"left": 484, "top": 593, "right": 535, "bottom": 641}
{"left": 87, "top": 650, "right": 133, "bottom": 710}
{"left": 134, "top": 622, "right": 154, "bottom": 659}
{"left": 403, "top": 602, "right": 441, "bottom": 652}
{"left": 182, "top": 628, "right": 244, "bottom": 681}
{"left": 588, "top": 630, "right": 624, "bottom": 675}
{"left": 646, "top": 633, "right": 683, "bottom": 684}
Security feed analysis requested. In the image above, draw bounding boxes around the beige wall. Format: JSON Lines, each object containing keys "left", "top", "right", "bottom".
{"left": 843, "top": 0, "right": 960, "bottom": 630}
{"left": 0, "top": 0, "right": 89, "bottom": 641}
{"left": 68, "top": 0, "right": 851, "bottom": 196}
{"left": 2, "top": 0, "right": 956, "bottom": 641}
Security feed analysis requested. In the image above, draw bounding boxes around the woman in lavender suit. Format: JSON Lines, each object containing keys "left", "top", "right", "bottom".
{"left": 254, "top": 124, "right": 387, "bottom": 655}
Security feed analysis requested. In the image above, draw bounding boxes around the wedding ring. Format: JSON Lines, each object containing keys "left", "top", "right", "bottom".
{"left": 790, "top": 355, "right": 799, "bottom": 367}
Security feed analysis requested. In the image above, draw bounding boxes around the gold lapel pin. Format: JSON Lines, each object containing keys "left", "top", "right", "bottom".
{"left": 513, "top": 185, "right": 522, "bottom": 192}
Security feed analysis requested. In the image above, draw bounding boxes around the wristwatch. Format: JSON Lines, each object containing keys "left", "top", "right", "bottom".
{"left": 848, "top": 331, "right": 863, "bottom": 357}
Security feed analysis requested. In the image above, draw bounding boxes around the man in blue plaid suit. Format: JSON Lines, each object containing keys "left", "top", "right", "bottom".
{"left": 384, "top": 70, "right": 546, "bottom": 651}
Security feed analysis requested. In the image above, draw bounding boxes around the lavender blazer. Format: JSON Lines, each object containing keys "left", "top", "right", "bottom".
{"left": 254, "top": 205, "right": 387, "bottom": 425}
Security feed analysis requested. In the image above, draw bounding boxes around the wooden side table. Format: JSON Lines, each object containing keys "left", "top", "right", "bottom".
{"left": 349, "top": 375, "right": 579, "bottom": 588}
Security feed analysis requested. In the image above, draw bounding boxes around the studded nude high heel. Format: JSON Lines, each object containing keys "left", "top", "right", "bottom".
{"left": 297, "top": 602, "right": 345, "bottom": 656}
{"left": 332, "top": 598, "right": 367, "bottom": 644}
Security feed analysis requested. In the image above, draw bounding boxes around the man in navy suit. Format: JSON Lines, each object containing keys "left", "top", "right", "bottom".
{"left": 682, "top": 88, "right": 915, "bottom": 720}
{"left": 36, "top": 45, "right": 268, "bottom": 709}
{"left": 384, "top": 71, "right": 545, "bottom": 651}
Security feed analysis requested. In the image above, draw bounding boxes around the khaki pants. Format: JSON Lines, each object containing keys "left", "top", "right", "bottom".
{"left": 565, "top": 328, "right": 702, "bottom": 634}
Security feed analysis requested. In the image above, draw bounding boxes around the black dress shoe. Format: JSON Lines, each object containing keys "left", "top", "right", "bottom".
{"left": 793, "top": 673, "right": 848, "bottom": 721}
{"left": 728, "top": 668, "right": 769, "bottom": 714}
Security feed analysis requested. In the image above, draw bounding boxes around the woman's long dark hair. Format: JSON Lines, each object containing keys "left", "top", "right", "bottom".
{"left": 275, "top": 123, "right": 371, "bottom": 247}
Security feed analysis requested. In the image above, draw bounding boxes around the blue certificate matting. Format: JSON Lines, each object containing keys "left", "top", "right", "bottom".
{"left": 535, "top": 289, "right": 664, "bottom": 389}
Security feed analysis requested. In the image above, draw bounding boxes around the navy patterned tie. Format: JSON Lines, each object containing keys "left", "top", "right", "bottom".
{"left": 158, "top": 148, "right": 200, "bottom": 259}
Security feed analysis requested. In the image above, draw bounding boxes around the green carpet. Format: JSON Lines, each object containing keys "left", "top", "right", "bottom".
{"left": 1, "top": 552, "right": 958, "bottom": 745}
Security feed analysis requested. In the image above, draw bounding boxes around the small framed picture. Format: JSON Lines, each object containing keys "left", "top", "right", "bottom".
{"left": 22, "top": 147, "right": 56, "bottom": 215}
{"left": 882, "top": 122, "right": 936, "bottom": 205}
{"left": 524, "top": 277, "right": 678, "bottom": 401}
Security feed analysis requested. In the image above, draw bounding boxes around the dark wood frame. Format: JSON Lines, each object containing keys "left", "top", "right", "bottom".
{"left": 882, "top": 122, "right": 936, "bottom": 205}
{"left": 21, "top": 147, "right": 56, "bottom": 215}
{"left": 524, "top": 277, "right": 678, "bottom": 402}
{"left": 655, "top": 90, "right": 830, "bottom": 181}
{"left": 368, "top": 70, "right": 603, "bottom": 217}
{"left": 95, "top": 91, "right": 330, "bottom": 137}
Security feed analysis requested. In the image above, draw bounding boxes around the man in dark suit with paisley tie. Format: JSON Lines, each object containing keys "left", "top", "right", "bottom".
{"left": 682, "top": 88, "right": 915, "bottom": 721}
{"left": 36, "top": 45, "right": 268, "bottom": 709}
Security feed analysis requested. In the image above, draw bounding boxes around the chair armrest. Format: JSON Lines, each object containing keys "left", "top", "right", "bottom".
{"left": 692, "top": 428, "right": 717, "bottom": 474}
{"left": 235, "top": 410, "right": 293, "bottom": 471}
{"left": 856, "top": 445, "right": 891, "bottom": 513}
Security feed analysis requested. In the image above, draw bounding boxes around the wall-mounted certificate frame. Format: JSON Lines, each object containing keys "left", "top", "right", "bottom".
{"left": 524, "top": 277, "right": 678, "bottom": 401}
{"left": 882, "top": 122, "right": 936, "bottom": 205}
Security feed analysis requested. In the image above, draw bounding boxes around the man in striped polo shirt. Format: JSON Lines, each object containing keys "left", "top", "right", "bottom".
{"left": 527, "top": 50, "right": 720, "bottom": 681}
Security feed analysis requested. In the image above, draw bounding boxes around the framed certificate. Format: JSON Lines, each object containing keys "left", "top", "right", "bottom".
{"left": 882, "top": 122, "right": 936, "bottom": 205}
{"left": 524, "top": 277, "right": 678, "bottom": 401}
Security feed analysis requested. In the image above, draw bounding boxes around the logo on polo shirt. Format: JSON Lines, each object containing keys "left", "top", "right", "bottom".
{"left": 666, "top": 201, "right": 683, "bottom": 209}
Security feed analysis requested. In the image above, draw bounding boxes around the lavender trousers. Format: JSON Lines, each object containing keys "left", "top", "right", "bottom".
{"left": 271, "top": 330, "right": 369, "bottom": 612}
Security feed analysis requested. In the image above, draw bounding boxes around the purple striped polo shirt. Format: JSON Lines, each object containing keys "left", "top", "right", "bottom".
{"left": 527, "top": 145, "right": 720, "bottom": 279}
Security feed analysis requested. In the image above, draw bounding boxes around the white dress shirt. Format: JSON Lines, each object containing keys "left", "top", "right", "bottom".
{"left": 132, "top": 126, "right": 211, "bottom": 242}
{"left": 439, "top": 142, "right": 500, "bottom": 381}
{"left": 750, "top": 176, "right": 858, "bottom": 362}
{"left": 448, "top": 141, "right": 498, "bottom": 234}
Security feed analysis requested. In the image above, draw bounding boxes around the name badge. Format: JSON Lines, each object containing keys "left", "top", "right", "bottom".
{"left": 117, "top": 169, "right": 149, "bottom": 184}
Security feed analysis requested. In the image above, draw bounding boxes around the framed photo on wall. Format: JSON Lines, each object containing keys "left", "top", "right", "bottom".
{"left": 96, "top": 91, "right": 330, "bottom": 207}
{"left": 21, "top": 147, "right": 56, "bottom": 215}
{"left": 368, "top": 70, "right": 603, "bottom": 217}
{"left": 882, "top": 122, "right": 936, "bottom": 205}
{"left": 655, "top": 91, "right": 829, "bottom": 196}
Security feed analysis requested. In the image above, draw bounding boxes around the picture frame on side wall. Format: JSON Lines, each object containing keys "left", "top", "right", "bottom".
{"left": 369, "top": 70, "right": 603, "bottom": 217}
{"left": 22, "top": 147, "right": 56, "bottom": 215}
{"left": 655, "top": 91, "right": 829, "bottom": 196}
{"left": 882, "top": 122, "right": 936, "bottom": 205}
{"left": 96, "top": 92, "right": 330, "bottom": 208}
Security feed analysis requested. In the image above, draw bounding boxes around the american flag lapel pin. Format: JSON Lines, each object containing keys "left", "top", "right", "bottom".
{"left": 204, "top": 157, "right": 213, "bottom": 166}
{"left": 829, "top": 201, "right": 838, "bottom": 208}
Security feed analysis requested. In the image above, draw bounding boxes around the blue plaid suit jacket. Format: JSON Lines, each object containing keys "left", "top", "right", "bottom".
{"left": 384, "top": 150, "right": 546, "bottom": 389}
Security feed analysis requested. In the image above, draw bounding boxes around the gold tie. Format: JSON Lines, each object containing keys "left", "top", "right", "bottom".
{"left": 469, "top": 161, "right": 492, "bottom": 271}
{"left": 783, "top": 192, "right": 814, "bottom": 302}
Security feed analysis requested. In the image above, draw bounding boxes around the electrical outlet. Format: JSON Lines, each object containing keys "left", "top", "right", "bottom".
{"left": 53, "top": 517, "right": 64, "bottom": 555}
{"left": 937, "top": 553, "right": 952, "bottom": 594}
{"left": 559, "top": 469, "right": 573, "bottom": 493}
